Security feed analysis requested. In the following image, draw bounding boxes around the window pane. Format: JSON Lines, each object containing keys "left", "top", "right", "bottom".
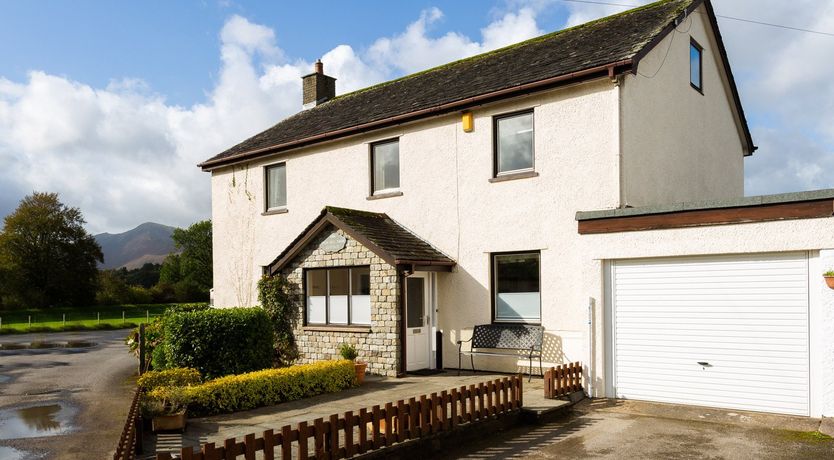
{"left": 373, "top": 141, "right": 399, "bottom": 192}
{"left": 329, "top": 268, "right": 349, "bottom": 324}
{"left": 267, "top": 164, "right": 287, "bottom": 209}
{"left": 690, "top": 44, "right": 701, "bottom": 89}
{"left": 307, "top": 270, "right": 326, "bottom": 324}
{"left": 496, "top": 112, "right": 533, "bottom": 174}
{"left": 406, "top": 277, "right": 425, "bottom": 328}
{"left": 494, "top": 252, "right": 540, "bottom": 322}
{"left": 350, "top": 268, "right": 371, "bottom": 325}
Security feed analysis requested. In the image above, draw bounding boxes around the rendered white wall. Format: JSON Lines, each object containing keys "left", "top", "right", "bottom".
{"left": 211, "top": 79, "right": 621, "bottom": 372}
{"left": 619, "top": 3, "right": 746, "bottom": 206}
{"left": 817, "top": 250, "right": 834, "bottom": 417}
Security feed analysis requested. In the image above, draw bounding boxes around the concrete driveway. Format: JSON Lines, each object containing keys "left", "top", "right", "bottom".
{"left": 0, "top": 329, "right": 137, "bottom": 460}
{"left": 446, "top": 398, "right": 833, "bottom": 459}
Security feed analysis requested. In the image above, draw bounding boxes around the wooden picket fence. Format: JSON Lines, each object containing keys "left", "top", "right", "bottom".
{"left": 157, "top": 375, "right": 523, "bottom": 460}
{"left": 113, "top": 386, "right": 143, "bottom": 460}
{"left": 543, "top": 362, "right": 583, "bottom": 399}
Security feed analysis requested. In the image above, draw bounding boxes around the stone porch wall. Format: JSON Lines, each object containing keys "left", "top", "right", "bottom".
{"left": 281, "top": 225, "right": 401, "bottom": 376}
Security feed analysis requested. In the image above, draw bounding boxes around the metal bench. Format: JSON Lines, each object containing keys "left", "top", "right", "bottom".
{"left": 457, "top": 324, "right": 544, "bottom": 381}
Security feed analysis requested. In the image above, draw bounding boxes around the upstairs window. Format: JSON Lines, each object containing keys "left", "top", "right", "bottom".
{"left": 265, "top": 163, "right": 287, "bottom": 211}
{"left": 492, "top": 251, "right": 541, "bottom": 323}
{"left": 690, "top": 39, "right": 703, "bottom": 92}
{"left": 371, "top": 139, "right": 400, "bottom": 194}
{"left": 494, "top": 110, "right": 534, "bottom": 176}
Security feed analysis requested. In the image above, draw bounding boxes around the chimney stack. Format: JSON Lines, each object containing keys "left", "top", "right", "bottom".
{"left": 302, "top": 59, "right": 336, "bottom": 109}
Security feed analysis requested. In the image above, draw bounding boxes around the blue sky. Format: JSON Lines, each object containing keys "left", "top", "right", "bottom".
{"left": 0, "top": 0, "right": 832, "bottom": 233}
{"left": 0, "top": 1, "right": 568, "bottom": 107}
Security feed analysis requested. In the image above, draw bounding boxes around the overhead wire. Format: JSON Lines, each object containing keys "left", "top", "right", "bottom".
{"left": 557, "top": 0, "right": 834, "bottom": 38}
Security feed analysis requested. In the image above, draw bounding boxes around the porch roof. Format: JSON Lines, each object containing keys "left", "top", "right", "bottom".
{"left": 266, "top": 206, "right": 455, "bottom": 275}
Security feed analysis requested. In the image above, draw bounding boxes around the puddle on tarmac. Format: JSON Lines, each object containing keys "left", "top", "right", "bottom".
{"left": 0, "top": 446, "right": 33, "bottom": 460}
{"left": 64, "top": 341, "right": 96, "bottom": 348}
{"left": 0, "top": 375, "right": 10, "bottom": 383}
{"left": 0, "top": 403, "right": 74, "bottom": 439}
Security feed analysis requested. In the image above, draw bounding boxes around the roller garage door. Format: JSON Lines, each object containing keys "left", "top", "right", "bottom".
{"left": 611, "top": 252, "right": 810, "bottom": 415}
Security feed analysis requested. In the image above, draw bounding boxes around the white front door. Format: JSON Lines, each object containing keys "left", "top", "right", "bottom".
{"left": 406, "top": 273, "right": 431, "bottom": 371}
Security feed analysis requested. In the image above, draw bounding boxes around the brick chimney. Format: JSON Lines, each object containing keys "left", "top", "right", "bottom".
{"left": 302, "top": 60, "right": 336, "bottom": 109}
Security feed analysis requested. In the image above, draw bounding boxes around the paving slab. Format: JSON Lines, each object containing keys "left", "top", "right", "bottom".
{"left": 146, "top": 371, "right": 545, "bottom": 456}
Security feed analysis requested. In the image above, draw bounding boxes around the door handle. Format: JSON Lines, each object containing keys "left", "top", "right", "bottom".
{"left": 697, "top": 361, "right": 712, "bottom": 367}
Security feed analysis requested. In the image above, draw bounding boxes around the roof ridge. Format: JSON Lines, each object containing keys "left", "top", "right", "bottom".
{"left": 328, "top": 0, "right": 691, "bottom": 104}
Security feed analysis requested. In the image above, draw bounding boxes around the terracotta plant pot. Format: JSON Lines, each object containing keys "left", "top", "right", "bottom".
{"left": 152, "top": 411, "right": 187, "bottom": 433}
{"left": 354, "top": 361, "right": 368, "bottom": 384}
{"left": 825, "top": 276, "right": 834, "bottom": 290}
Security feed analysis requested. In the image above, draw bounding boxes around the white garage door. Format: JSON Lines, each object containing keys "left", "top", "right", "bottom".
{"left": 612, "top": 252, "right": 809, "bottom": 416}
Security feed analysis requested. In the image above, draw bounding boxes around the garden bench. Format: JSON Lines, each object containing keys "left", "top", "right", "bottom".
{"left": 457, "top": 324, "right": 544, "bottom": 381}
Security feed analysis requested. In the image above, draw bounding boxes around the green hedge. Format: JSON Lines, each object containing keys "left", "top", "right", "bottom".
{"left": 137, "top": 368, "right": 201, "bottom": 391}
{"left": 159, "top": 307, "right": 273, "bottom": 379}
{"left": 149, "top": 360, "right": 355, "bottom": 416}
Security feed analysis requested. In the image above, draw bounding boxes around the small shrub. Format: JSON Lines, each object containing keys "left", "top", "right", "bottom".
{"left": 149, "top": 360, "right": 355, "bottom": 416}
{"left": 137, "top": 368, "right": 201, "bottom": 391}
{"left": 160, "top": 307, "right": 273, "bottom": 378}
{"left": 339, "top": 343, "right": 358, "bottom": 361}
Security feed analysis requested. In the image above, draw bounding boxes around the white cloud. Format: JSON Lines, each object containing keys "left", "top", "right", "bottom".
{"left": 0, "top": 7, "right": 546, "bottom": 233}
{"left": 3, "top": 1, "right": 831, "bottom": 234}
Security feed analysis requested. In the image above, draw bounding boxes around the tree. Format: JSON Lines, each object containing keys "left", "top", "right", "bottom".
{"left": 171, "top": 220, "right": 212, "bottom": 294}
{"left": 0, "top": 192, "right": 103, "bottom": 307}
{"left": 153, "top": 220, "right": 212, "bottom": 303}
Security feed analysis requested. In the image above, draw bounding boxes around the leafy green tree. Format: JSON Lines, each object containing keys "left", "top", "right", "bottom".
{"left": 172, "top": 220, "right": 212, "bottom": 292}
{"left": 0, "top": 192, "right": 103, "bottom": 307}
{"left": 158, "top": 253, "right": 182, "bottom": 285}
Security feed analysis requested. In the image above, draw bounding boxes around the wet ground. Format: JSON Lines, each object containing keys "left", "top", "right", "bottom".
{"left": 0, "top": 330, "right": 136, "bottom": 459}
{"left": 446, "top": 398, "right": 834, "bottom": 459}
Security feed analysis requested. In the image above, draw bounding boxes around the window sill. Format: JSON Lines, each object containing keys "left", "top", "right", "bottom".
{"left": 489, "top": 171, "right": 539, "bottom": 183}
{"left": 262, "top": 208, "right": 288, "bottom": 216}
{"left": 303, "top": 325, "right": 372, "bottom": 333}
{"left": 366, "top": 191, "right": 403, "bottom": 200}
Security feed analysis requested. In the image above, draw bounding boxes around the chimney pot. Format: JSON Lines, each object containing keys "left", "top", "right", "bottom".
{"left": 302, "top": 59, "right": 336, "bottom": 109}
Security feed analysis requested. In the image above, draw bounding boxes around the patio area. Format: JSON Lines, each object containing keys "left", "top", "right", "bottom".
{"left": 144, "top": 370, "right": 569, "bottom": 458}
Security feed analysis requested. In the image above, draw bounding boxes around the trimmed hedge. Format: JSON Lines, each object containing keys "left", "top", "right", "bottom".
{"left": 160, "top": 307, "right": 273, "bottom": 379}
{"left": 150, "top": 360, "right": 355, "bottom": 416}
{"left": 137, "top": 368, "right": 201, "bottom": 391}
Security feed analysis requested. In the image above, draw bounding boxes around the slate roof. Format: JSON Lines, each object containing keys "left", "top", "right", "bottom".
{"left": 267, "top": 207, "right": 454, "bottom": 274}
{"left": 202, "top": 0, "right": 752, "bottom": 170}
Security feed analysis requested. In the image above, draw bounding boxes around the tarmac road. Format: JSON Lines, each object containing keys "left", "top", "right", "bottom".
{"left": 0, "top": 330, "right": 137, "bottom": 459}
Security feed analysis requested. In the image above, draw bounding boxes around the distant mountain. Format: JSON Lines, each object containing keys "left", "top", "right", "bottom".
{"left": 95, "top": 222, "right": 177, "bottom": 269}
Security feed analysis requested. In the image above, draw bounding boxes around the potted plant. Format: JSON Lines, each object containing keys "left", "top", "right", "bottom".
{"left": 339, "top": 343, "right": 367, "bottom": 384}
{"left": 824, "top": 271, "right": 834, "bottom": 289}
{"left": 143, "top": 387, "right": 188, "bottom": 433}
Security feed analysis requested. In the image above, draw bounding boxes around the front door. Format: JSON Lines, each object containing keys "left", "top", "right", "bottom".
{"left": 405, "top": 273, "right": 431, "bottom": 371}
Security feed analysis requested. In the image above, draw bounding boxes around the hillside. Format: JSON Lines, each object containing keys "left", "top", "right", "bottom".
{"left": 95, "top": 222, "right": 176, "bottom": 269}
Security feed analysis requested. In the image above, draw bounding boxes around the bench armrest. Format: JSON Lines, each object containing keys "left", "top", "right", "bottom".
{"left": 456, "top": 338, "right": 473, "bottom": 344}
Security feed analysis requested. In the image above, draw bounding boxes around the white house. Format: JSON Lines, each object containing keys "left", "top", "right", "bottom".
{"left": 201, "top": 0, "right": 834, "bottom": 418}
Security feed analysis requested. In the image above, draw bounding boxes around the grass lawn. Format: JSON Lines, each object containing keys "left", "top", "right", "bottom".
{"left": 0, "top": 303, "right": 188, "bottom": 334}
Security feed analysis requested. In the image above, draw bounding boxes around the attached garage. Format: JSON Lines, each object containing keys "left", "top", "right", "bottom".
{"left": 608, "top": 252, "right": 810, "bottom": 416}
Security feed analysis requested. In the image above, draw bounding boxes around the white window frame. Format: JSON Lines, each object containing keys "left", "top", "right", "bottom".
{"left": 370, "top": 138, "right": 400, "bottom": 195}
{"left": 264, "top": 162, "right": 287, "bottom": 212}
{"left": 493, "top": 110, "right": 535, "bottom": 177}
{"left": 305, "top": 266, "right": 371, "bottom": 326}
{"left": 491, "top": 251, "right": 542, "bottom": 324}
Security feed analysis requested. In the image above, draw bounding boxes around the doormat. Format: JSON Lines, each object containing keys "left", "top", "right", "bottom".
{"left": 408, "top": 369, "right": 445, "bottom": 376}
